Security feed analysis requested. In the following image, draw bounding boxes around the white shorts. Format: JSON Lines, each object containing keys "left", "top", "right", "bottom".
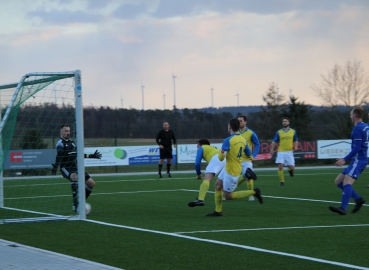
{"left": 205, "top": 155, "right": 226, "bottom": 175}
{"left": 218, "top": 169, "right": 239, "bottom": 192}
{"left": 275, "top": 151, "right": 295, "bottom": 166}
{"left": 241, "top": 161, "right": 253, "bottom": 176}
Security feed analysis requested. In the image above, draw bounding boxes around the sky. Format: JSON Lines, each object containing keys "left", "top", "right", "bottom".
{"left": 1, "top": 0, "right": 369, "bottom": 110}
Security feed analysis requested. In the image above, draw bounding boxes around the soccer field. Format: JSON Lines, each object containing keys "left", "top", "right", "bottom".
{"left": 1, "top": 167, "right": 369, "bottom": 270}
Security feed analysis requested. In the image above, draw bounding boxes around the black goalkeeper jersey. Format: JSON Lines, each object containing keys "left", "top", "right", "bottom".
{"left": 54, "top": 138, "right": 77, "bottom": 169}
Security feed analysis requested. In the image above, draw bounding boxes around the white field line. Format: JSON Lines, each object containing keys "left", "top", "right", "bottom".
{"left": 85, "top": 219, "right": 369, "bottom": 270}
{"left": 182, "top": 189, "right": 369, "bottom": 206}
{"left": 174, "top": 224, "right": 369, "bottom": 234}
{"left": 4, "top": 189, "right": 186, "bottom": 200}
{"left": 2, "top": 172, "right": 346, "bottom": 188}
{"left": 5, "top": 189, "right": 369, "bottom": 209}
{"left": 2, "top": 166, "right": 346, "bottom": 181}
{"left": 1, "top": 206, "right": 67, "bottom": 217}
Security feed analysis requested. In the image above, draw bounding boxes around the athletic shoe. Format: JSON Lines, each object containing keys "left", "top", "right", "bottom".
{"left": 188, "top": 198, "right": 205, "bottom": 207}
{"left": 158, "top": 173, "right": 163, "bottom": 178}
{"left": 352, "top": 197, "right": 366, "bottom": 213}
{"left": 244, "top": 168, "right": 257, "bottom": 180}
{"left": 280, "top": 182, "right": 285, "bottom": 186}
{"left": 205, "top": 211, "right": 223, "bottom": 217}
{"left": 328, "top": 206, "right": 346, "bottom": 215}
{"left": 167, "top": 172, "right": 172, "bottom": 178}
{"left": 249, "top": 195, "right": 255, "bottom": 201}
{"left": 289, "top": 170, "right": 294, "bottom": 177}
{"left": 72, "top": 204, "right": 78, "bottom": 212}
{"left": 253, "top": 188, "right": 263, "bottom": 204}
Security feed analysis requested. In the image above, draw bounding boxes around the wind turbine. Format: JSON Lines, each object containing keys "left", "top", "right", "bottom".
{"left": 235, "top": 92, "right": 240, "bottom": 107}
{"left": 141, "top": 83, "right": 145, "bottom": 110}
{"left": 172, "top": 73, "right": 177, "bottom": 108}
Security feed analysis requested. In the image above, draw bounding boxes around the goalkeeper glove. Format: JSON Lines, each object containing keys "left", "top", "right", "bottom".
{"left": 51, "top": 163, "right": 58, "bottom": 175}
{"left": 89, "top": 150, "right": 102, "bottom": 159}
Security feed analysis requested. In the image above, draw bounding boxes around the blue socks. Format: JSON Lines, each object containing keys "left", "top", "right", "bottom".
{"left": 337, "top": 182, "right": 360, "bottom": 200}
{"left": 340, "top": 184, "right": 352, "bottom": 210}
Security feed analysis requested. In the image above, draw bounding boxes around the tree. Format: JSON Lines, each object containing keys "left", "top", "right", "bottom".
{"left": 280, "top": 96, "right": 313, "bottom": 140}
{"left": 258, "top": 82, "right": 287, "bottom": 140}
{"left": 19, "top": 128, "right": 48, "bottom": 149}
{"left": 311, "top": 60, "right": 369, "bottom": 107}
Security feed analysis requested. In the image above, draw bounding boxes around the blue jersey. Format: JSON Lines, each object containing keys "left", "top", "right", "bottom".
{"left": 344, "top": 122, "right": 369, "bottom": 162}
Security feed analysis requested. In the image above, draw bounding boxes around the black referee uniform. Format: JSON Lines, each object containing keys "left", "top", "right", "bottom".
{"left": 156, "top": 128, "right": 176, "bottom": 177}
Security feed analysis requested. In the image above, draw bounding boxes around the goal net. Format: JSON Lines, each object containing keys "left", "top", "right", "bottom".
{"left": 0, "top": 71, "right": 88, "bottom": 224}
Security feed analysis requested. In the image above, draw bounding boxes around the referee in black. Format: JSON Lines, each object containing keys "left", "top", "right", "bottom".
{"left": 156, "top": 122, "right": 176, "bottom": 178}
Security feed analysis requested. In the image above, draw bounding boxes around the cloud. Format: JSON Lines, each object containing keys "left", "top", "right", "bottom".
{"left": 1, "top": 0, "right": 369, "bottom": 110}
{"left": 27, "top": 10, "right": 104, "bottom": 25}
{"left": 113, "top": 3, "right": 148, "bottom": 20}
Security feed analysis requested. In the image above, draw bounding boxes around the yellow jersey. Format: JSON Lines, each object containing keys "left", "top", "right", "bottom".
{"left": 218, "top": 134, "right": 246, "bottom": 176}
{"left": 239, "top": 128, "right": 260, "bottom": 161}
{"left": 273, "top": 128, "right": 298, "bottom": 152}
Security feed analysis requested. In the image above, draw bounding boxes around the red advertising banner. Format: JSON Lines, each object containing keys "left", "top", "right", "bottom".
{"left": 255, "top": 141, "right": 317, "bottom": 161}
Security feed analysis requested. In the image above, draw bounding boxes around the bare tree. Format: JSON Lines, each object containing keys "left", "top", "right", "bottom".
{"left": 311, "top": 60, "right": 369, "bottom": 107}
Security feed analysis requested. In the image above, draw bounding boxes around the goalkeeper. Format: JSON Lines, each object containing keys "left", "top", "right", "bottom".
{"left": 51, "top": 125, "right": 102, "bottom": 212}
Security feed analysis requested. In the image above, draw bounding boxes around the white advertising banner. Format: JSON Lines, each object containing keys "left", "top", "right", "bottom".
{"left": 317, "top": 140, "right": 351, "bottom": 159}
{"left": 177, "top": 143, "right": 222, "bottom": 164}
{"left": 84, "top": 146, "right": 177, "bottom": 167}
{"left": 84, "top": 147, "right": 129, "bottom": 167}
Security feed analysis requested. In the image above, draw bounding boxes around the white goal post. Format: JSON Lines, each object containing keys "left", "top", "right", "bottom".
{"left": 0, "top": 70, "right": 88, "bottom": 224}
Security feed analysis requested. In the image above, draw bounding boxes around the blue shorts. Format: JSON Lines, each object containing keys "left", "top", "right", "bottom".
{"left": 342, "top": 159, "right": 367, "bottom": 180}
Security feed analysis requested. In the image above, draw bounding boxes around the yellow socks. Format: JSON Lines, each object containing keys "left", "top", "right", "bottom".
{"left": 215, "top": 190, "right": 223, "bottom": 212}
{"left": 198, "top": 180, "right": 210, "bottom": 201}
{"left": 278, "top": 170, "right": 284, "bottom": 183}
{"left": 237, "top": 175, "right": 246, "bottom": 186}
{"left": 231, "top": 190, "right": 255, "bottom": 199}
{"left": 247, "top": 179, "right": 254, "bottom": 190}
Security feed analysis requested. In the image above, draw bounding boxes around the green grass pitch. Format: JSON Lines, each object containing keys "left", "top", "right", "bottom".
{"left": 1, "top": 167, "right": 369, "bottom": 269}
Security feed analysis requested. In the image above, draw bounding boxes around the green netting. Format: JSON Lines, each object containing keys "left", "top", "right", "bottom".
{"left": 0, "top": 72, "right": 79, "bottom": 223}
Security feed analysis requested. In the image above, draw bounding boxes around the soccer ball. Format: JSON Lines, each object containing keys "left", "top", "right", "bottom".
{"left": 85, "top": 203, "right": 92, "bottom": 215}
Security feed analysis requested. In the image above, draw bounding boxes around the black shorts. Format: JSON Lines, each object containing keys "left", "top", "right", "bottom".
{"left": 160, "top": 148, "right": 173, "bottom": 159}
{"left": 60, "top": 167, "right": 91, "bottom": 182}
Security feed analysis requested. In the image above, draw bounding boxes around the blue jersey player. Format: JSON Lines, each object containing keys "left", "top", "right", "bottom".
{"left": 329, "top": 106, "right": 367, "bottom": 215}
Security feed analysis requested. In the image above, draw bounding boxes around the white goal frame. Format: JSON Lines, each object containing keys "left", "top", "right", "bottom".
{"left": 0, "top": 70, "right": 87, "bottom": 223}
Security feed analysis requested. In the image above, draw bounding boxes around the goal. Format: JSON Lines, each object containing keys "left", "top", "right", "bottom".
{"left": 0, "top": 70, "right": 88, "bottom": 224}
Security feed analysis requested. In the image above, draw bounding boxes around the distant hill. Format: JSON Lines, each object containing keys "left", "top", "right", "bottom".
{"left": 192, "top": 105, "right": 352, "bottom": 116}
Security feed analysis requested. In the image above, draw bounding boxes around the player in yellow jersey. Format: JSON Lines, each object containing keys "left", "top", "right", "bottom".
{"left": 206, "top": 119, "right": 263, "bottom": 217}
{"left": 270, "top": 117, "right": 298, "bottom": 186}
{"left": 188, "top": 139, "right": 225, "bottom": 207}
{"left": 237, "top": 115, "right": 260, "bottom": 201}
